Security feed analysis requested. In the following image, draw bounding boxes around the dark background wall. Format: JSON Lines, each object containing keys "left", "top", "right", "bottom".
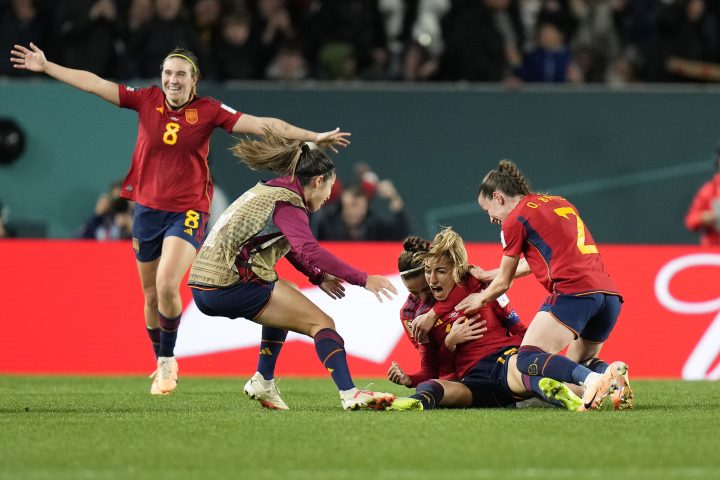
{"left": 1, "top": 81, "right": 716, "bottom": 243}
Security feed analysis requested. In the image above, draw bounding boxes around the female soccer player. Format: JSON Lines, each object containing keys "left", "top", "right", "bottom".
{"left": 188, "top": 130, "right": 398, "bottom": 411}
{"left": 10, "top": 43, "right": 350, "bottom": 395}
{"left": 387, "top": 230, "right": 583, "bottom": 411}
{"left": 455, "top": 160, "right": 633, "bottom": 410}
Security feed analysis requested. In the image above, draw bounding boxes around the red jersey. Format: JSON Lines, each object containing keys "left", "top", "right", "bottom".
{"left": 501, "top": 193, "right": 619, "bottom": 296}
{"left": 399, "top": 294, "right": 456, "bottom": 386}
{"left": 118, "top": 85, "right": 242, "bottom": 213}
{"left": 685, "top": 173, "right": 720, "bottom": 246}
{"left": 431, "top": 276, "right": 524, "bottom": 379}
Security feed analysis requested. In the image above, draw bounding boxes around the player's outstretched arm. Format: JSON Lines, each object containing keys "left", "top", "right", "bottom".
{"left": 231, "top": 114, "right": 351, "bottom": 153}
{"left": 456, "top": 255, "right": 520, "bottom": 314}
{"left": 10, "top": 43, "right": 119, "bottom": 106}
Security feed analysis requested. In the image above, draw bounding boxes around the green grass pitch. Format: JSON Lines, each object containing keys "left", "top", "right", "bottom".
{"left": 1, "top": 376, "right": 719, "bottom": 480}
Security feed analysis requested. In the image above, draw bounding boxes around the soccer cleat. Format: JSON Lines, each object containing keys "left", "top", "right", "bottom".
{"left": 156, "top": 356, "right": 179, "bottom": 394}
{"left": 387, "top": 397, "right": 423, "bottom": 411}
{"left": 538, "top": 378, "right": 583, "bottom": 411}
{"left": 243, "top": 372, "right": 289, "bottom": 410}
{"left": 608, "top": 361, "right": 634, "bottom": 410}
{"left": 149, "top": 369, "right": 169, "bottom": 396}
{"left": 579, "top": 369, "right": 618, "bottom": 411}
{"left": 340, "top": 389, "right": 395, "bottom": 411}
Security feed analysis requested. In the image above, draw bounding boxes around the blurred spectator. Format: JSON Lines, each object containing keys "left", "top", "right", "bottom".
{"left": 253, "top": 0, "right": 298, "bottom": 75}
{"left": 265, "top": 42, "right": 309, "bottom": 80}
{"left": 192, "top": 0, "right": 224, "bottom": 77}
{"left": 54, "top": 0, "right": 119, "bottom": 78}
{"left": 313, "top": 179, "right": 411, "bottom": 241}
{"left": 570, "top": 0, "right": 622, "bottom": 83}
{"left": 685, "top": 146, "right": 720, "bottom": 246}
{"left": 0, "top": 199, "right": 16, "bottom": 238}
{"left": 440, "top": 0, "right": 521, "bottom": 82}
{"left": 125, "top": 0, "right": 201, "bottom": 78}
{"left": 514, "top": 20, "right": 583, "bottom": 83}
{"left": 78, "top": 181, "right": 134, "bottom": 240}
{"left": 0, "top": 0, "right": 50, "bottom": 77}
{"left": 647, "top": 0, "right": 719, "bottom": 82}
{"left": 214, "top": 14, "right": 260, "bottom": 80}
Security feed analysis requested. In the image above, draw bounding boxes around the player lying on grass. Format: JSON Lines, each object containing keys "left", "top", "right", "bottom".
{"left": 188, "top": 130, "right": 398, "bottom": 411}
{"left": 386, "top": 230, "right": 583, "bottom": 411}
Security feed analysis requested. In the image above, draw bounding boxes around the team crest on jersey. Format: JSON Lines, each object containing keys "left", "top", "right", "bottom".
{"left": 185, "top": 109, "right": 198, "bottom": 124}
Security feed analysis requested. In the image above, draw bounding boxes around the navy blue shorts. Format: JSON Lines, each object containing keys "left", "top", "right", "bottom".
{"left": 191, "top": 281, "right": 275, "bottom": 321}
{"left": 539, "top": 293, "right": 622, "bottom": 342}
{"left": 132, "top": 204, "right": 208, "bottom": 262}
{"left": 461, "top": 346, "right": 521, "bottom": 408}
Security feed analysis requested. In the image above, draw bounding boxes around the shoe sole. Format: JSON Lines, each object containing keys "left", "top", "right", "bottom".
{"left": 611, "top": 363, "right": 634, "bottom": 410}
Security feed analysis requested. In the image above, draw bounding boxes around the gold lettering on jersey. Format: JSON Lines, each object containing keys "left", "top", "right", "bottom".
{"left": 185, "top": 109, "right": 198, "bottom": 124}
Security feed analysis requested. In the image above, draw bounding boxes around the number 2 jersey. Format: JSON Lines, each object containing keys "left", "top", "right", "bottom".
{"left": 118, "top": 85, "right": 242, "bottom": 214}
{"left": 501, "top": 193, "right": 620, "bottom": 296}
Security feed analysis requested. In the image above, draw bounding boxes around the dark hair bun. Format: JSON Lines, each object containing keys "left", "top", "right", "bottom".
{"left": 403, "top": 236, "right": 430, "bottom": 254}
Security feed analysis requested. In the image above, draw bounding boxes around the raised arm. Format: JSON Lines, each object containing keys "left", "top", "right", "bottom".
{"left": 231, "top": 114, "right": 351, "bottom": 153}
{"left": 10, "top": 43, "right": 119, "bottom": 105}
{"left": 469, "top": 257, "right": 530, "bottom": 283}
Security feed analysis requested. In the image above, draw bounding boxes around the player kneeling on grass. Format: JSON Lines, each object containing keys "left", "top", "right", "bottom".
{"left": 386, "top": 230, "right": 583, "bottom": 411}
{"left": 188, "top": 130, "right": 398, "bottom": 411}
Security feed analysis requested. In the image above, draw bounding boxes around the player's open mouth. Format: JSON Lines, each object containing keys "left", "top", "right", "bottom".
{"left": 431, "top": 286, "right": 443, "bottom": 294}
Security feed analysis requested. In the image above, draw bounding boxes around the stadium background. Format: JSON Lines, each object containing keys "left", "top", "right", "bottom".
{"left": 1, "top": 83, "right": 720, "bottom": 381}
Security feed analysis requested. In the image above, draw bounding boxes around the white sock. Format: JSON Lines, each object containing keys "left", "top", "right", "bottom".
{"left": 583, "top": 372, "right": 601, "bottom": 386}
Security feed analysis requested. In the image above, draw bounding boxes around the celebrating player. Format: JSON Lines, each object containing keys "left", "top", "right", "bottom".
{"left": 10, "top": 43, "right": 350, "bottom": 395}
{"left": 455, "top": 160, "right": 633, "bottom": 410}
{"left": 387, "top": 230, "right": 583, "bottom": 411}
{"left": 189, "top": 130, "right": 398, "bottom": 411}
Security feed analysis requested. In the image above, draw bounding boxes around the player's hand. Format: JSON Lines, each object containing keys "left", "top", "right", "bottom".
{"left": 468, "top": 264, "right": 495, "bottom": 284}
{"left": 387, "top": 361, "right": 411, "bottom": 386}
{"left": 454, "top": 292, "right": 487, "bottom": 314}
{"left": 319, "top": 274, "right": 345, "bottom": 300}
{"left": 445, "top": 316, "right": 487, "bottom": 351}
{"left": 10, "top": 43, "right": 47, "bottom": 73}
{"left": 364, "top": 274, "right": 398, "bottom": 303}
{"left": 410, "top": 312, "right": 434, "bottom": 343}
{"left": 316, "top": 128, "right": 351, "bottom": 154}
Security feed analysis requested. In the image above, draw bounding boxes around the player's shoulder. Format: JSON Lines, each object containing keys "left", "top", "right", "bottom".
{"left": 196, "top": 95, "right": 238, "bottom": 114}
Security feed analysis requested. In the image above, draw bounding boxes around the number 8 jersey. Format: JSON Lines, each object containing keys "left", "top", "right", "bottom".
{"left": 501, "top": 193, "right": 619, "bottom": 296}
{"left": 118, "top": 85, "right": 242, "bottom": 214}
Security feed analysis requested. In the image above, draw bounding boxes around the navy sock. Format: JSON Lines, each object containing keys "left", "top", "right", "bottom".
{"left": 158, "top": 311, "right": 181, "bottom": 358}
{"left": 313, "top": 328, "right": 354, "bottom": 391}
{"left": 146, "top": 327, "right": 161, "bottom": 358}
{"left": 521, "top": 374, "right": 564, "bottom": 408}
{"left": 410, "top": 380, "right": 444, "bottom": 410}
{"left": 517, "top": 345, "right": 592, "bottom": 385}
{"left": 582, "top": 357, "right": 609, "bottom": 374}
{"left": 256, "top": 326, "right": 288, "bottom": 380}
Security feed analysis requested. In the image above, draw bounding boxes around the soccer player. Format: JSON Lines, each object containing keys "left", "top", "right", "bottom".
{"left": 188, "top": 130, "right": 398, "bottom": 411}
{"left": 387, "top": 229, "right": 583, "bottom": 411}
{"left": 10, "top": 43, "right": 350, "bottom": 395}
{"left": 455, "top": 160, "right": 633, "bottom": 410}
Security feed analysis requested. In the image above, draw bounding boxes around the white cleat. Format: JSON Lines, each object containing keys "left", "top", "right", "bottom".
{"left": 243, "top": 372, "right": 289, "bottom": 410}
{"left": 156, "top": 356, "right": 179, "bottom": 394}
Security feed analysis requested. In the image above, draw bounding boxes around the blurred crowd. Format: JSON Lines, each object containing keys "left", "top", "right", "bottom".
{"left": 3, "top": 0, "right": 720, "bottom": 85}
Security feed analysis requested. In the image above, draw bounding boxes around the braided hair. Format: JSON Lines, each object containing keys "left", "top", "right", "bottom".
{"left": 398, "top": 236, "right": 431, "bottom": 280}
{"left": 478, "top": 159, "right": 532, "bottom": 199}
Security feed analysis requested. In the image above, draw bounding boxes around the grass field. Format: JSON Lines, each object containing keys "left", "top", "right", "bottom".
{"left": 1, "top": 376, "right": 719, "bottom": 480}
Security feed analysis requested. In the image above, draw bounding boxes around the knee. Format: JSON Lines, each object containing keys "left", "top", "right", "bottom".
{"left": 142, "top": 286, "right": 158, "bottom": 309}
{"left": 309, "top": 314, "right": 335, "bottom": 336}
{"left": 517, "top": 345, "right": 546, "bottom": 375}
{"left": 155, "top": 276, "right": 180, "bottom": 304}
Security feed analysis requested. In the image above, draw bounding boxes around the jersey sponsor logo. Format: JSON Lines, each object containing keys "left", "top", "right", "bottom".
{"left": 185, "top": 109, "right": 198, "bottom": 124}
{"left": 221, "top": 103, "right": 237, "bottom": 114}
